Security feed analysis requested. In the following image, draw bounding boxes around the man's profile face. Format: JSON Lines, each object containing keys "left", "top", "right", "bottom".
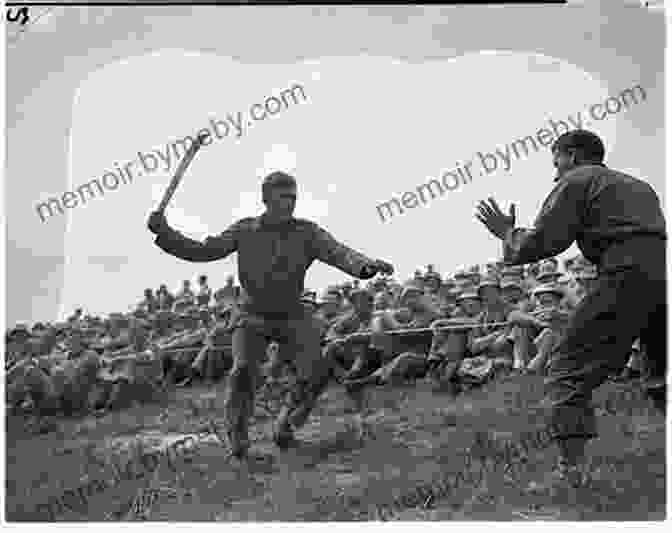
{"left": 265, "top": 185, "right": 297, "bottom": 220}
{"left": 552, "top": 147, "right": 576, "bottom": 180}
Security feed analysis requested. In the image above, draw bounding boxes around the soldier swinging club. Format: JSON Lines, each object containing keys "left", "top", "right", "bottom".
{"left": 147, "top": 135, "right": 393, "bottom": 458}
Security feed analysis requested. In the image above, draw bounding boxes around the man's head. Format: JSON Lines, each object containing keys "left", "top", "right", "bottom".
{"left": 7, "top": 324, "right": 31, "bottom": 345}
{"left": 144, "top": 288, "right": 154, "bottom": 299}
{"left": 456, "top": 291, "right": 482, "bottom": 317}
{"left": 398, "top": 281, "right": 426, "bottom": 312}
{"left": 551, "top": 129, "right": 605, "bottom": 181}
{"left": 262, "top": 171, "right": 297, "bottom": 222}
{"left": 198, "top": 274, "right": 208, "bottom": 286}
{"left": 424, "top": 272, "right": 442, "bottom": 293}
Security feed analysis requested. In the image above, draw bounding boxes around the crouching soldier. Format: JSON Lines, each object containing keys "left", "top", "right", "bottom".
{"left": 188, "top": 313, "right": 234, "bottom": 385}
{"left": 7, "top": 330, "right": 102, "bottom": 416}
{"left": 322, "top": 288, "right": 377, "bottom": 381}
{"left": 518, "top": 284, "right": 571, "bottom": 374}
{"left": 155, "top": 311, "right": 210, "bottom": 385}
{"left": 424, "top": 317, "right": 479, "bottom": 394}
{"left": 466, "top": 278, "right": 515, "bottom": 371}
{"left": 343, "top": 281, "right": 441, "bottom": 390}
{"left": 147, "top": 171, "right": 393, "bottom": 458}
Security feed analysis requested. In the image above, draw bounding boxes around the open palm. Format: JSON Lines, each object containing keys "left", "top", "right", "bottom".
{"left": 476, "top": 197, "right": 516, "bottom": 240}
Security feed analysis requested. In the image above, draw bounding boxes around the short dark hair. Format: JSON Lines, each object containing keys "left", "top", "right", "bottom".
{"left": 262, "top": 171, "right": 296, "bottom": 202}
{"left": 551, "top": 130, "right": 605, "bottom": 163}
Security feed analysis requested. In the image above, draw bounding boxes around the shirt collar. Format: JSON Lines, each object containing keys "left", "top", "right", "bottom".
{"left": 255, "top": 213, "right": 296, "bottom": 229}
{"left": 554, "top": 162, "right": 606, "bottom": 182}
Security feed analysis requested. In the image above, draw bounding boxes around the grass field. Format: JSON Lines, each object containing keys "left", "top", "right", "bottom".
{"left": 5, "top": 374, "right": 666, "bottom": 521}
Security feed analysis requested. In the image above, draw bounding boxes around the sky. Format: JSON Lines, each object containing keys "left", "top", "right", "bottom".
{"left": 4, "top": 3, "right": 667, "bottom": 325}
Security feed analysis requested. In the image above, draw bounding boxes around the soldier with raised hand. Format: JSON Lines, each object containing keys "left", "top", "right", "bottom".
{"left": 147, "top": 171, "right": 393, "bottom": 458}
{"left": 476, "top": 129, "right": 667, "bottom": 487}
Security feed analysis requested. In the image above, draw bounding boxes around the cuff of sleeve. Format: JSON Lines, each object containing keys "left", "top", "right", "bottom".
{"left": 154, "top": 226, "right": 181, "bottom": 248}
{"left": 502, "top": 227, "right": 518, "bottom": 264}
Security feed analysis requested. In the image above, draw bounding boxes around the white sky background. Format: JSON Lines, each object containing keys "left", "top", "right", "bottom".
{"left": 5, "top": 4, "right": 666, "bottom": 324}
{"left": 58, "top": 52, "right": 619, "bottom": 318}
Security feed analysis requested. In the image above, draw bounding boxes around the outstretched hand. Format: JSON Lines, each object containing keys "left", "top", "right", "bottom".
{"left": 475, "top": 198, "right": 516, "bottom": 240}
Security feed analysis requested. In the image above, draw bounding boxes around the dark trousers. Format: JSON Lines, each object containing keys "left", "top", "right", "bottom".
{"left": 224, "top": 308, "right": 331, "bottom": 441}
{"left": 545, "top": 260, "right": 667, "bottom": 439}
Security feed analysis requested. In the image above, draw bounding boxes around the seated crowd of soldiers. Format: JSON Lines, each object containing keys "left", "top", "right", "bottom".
{"left": 5, "top": 255, "right": 646, "bottom": 418}
{"left": 316, "top": 256, "right": 644, "bottom": 396}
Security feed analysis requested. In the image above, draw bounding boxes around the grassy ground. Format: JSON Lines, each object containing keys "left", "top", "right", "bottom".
{"left": 5, "top": 373, "right": 666, "bottom": 521}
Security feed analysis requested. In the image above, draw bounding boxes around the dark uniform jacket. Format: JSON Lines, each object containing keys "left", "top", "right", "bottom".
{"left": 154, "top": 215, "right": 375, "bottom": 318}
{"left": 504, "top": 165, "right": 666, "bottom": 273}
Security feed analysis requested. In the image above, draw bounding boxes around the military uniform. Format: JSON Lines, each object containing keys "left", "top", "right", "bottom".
{"left": 153, "top": 213, "right": 378, "bottom": 454}
{"left": 510, "top": 284, "right": 571, "bottom": 373}
{"left": 503, "top": 163, "right": 667, "bottom": 439}
{"left": 367, "top": 306, "right": 441, "bottom": 384}
{"left": 323, "top": 307, "right": 374, "bottom": 376}
{"left": 348, "top": 283, "right": 439, "bottom": 384}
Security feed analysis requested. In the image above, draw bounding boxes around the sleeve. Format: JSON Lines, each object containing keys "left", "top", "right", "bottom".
{"left": 502, "top": 174, "right": 591, "bottom": 265}
{"left": 310, "top": 223, "right": 376, "bottom": 278}
{"left": 154, "top": 219, "right": 246, "bottom": 263}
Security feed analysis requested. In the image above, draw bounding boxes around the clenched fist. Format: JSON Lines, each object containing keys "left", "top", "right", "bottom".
{"left": 361, "top": 259, "right": 394, "bottom": 279}
{"left": 147, "top": 210, "right": 170, "bottom": 235}
{"left": 373, "top": 259, "right": 394, "bottom": 276}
